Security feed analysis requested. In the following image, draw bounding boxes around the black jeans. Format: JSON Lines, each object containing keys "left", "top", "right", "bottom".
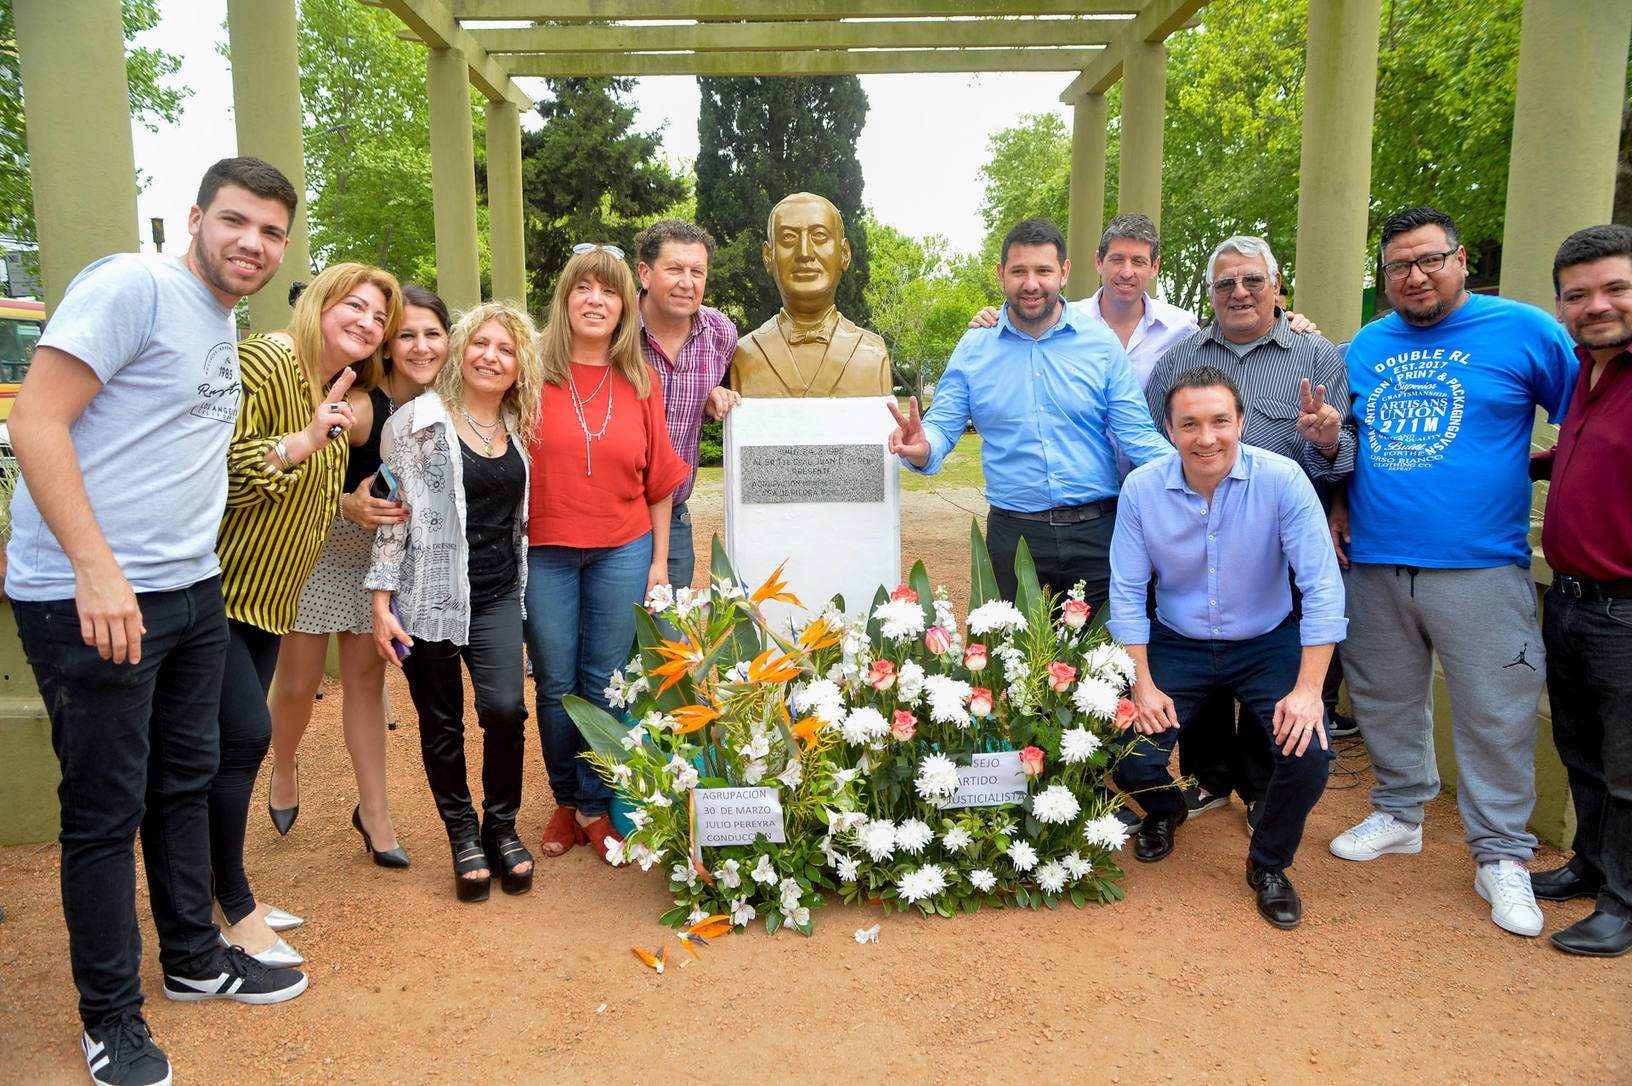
{"left": 986, "top": 505, "right": 1116, "bottom": 615}
{"left": 1178, "top": 694, "right": 1273, "bottom": 803}
{"left": 211, "top": 619, "right": 280, "bottom": 924}
{"left": 402, "top": 594, "right": 527, "bottom": 846}
{"left": 1113, "top": 619, "right": 1330, "bottom": 871}
{"left": 14, "top": 579, "right": 228, "bottom": 1028}
{"left": 1543, "top": 586, "right": 1632, "bottom": 920}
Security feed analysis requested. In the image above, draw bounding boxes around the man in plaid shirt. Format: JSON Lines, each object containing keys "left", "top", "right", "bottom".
{"left": 635, "top": 220, "right": 741, "bottom": 588}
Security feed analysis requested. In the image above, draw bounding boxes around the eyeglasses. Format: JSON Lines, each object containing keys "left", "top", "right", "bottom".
{"left": 573, "top": 243, "right": 625, "bottom": 260}
{"left": 1209, "top": 273, "right": 1270, "bottom": 296}
{"left": 1381, "top": 248, "right": 1457, "bottom": 281}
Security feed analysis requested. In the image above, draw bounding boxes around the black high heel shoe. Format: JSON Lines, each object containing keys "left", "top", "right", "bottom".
{"left": 450, "top": 840, "right": 491, "bottom": 902}
{"left": 483, "top": 830, "right": 535, "bottom": 896}
{"left": 268, "top": 762, "right": 299, "bottom": 836}
{"left": 352, "top": 805, "right": 410, "bottom": 869}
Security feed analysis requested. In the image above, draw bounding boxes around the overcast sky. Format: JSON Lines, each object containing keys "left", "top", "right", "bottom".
{"left": 128, "top": 3, "right": 1076, "bottom": 261}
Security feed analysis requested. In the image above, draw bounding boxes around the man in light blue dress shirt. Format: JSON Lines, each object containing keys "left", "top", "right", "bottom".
{"left": 887, "top": 218, "right": 1170, "bottom": 610}
{"left": 1107, "top": 365, "right": 1346, "bottom": 929}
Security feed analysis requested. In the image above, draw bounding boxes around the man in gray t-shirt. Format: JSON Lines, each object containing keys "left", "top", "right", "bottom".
{"left": 6, "top": 157, "right": 308, "bottom": 1086}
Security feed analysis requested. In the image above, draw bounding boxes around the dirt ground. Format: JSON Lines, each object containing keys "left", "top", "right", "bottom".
{"left": 2, "top": 479, "right": 1627, "bottom": 1084}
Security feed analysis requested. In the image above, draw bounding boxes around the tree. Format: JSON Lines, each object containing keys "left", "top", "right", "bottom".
{"left": 696, "top": 76, "right": 871, "bottom": 331}
{"left": 976, "top": 113, "right": 1072, "bottom": 266}
{"left": 520, "top": 77, "right": 686, "bottom": 308}
{"left": 1, "top": 0, "right": 189, "bottom": 251}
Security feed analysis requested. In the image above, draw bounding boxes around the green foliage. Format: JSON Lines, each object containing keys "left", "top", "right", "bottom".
{"left": 1, "top": 0, "right": 190, "bottom": 250}
{"left": 976, "top": 112, "right": 1072, "bottom": 266}
{"left": 696, "top": 76, "right": 871, "bottom": 332}
{"left": 697, "top": 416, "right": 723, "bottom": 467}
{"left": 521, "top": 77, "right": 687, "bottom": 311}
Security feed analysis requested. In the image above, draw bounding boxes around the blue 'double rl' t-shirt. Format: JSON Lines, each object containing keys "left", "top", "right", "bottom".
{"left": 1345, "top": 292, "right": 1577, "bottom": 569}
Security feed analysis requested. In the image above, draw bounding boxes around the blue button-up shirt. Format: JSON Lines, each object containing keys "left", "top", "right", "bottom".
{"left": 1108, "top": 444, "right": 1346, "bottom": 647}
{"left": 910, "top": 302, "right": 1170, "bottom": 511}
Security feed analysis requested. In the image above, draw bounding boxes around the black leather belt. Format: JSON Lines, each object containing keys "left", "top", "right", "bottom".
{"left": 1554, "top": 574, "right": 1632, "bottom": 600}
{"left": 990, "top": 498, "right": 1117, "bottom": 525}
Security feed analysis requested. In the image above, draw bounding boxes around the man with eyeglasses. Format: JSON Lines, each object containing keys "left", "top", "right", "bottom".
{"left": 1327, "top": 206, "right": 1577, "bottom": 941}
{"left": 1141, "top": 236, "right": 1353, "bottom": 834}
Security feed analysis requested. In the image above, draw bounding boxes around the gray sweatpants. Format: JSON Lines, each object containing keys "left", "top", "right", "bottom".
{"left": 1343, "top": 562, "right": 1543, "bottom": 863}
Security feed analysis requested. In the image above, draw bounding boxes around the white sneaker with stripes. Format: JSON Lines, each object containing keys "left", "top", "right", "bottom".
{"left": 163, "top": 945, "right": 308, "bottom": 1004}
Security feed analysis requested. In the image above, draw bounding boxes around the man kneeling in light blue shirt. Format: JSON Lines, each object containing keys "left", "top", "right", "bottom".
{"left": 1107, "top": 365, "right": 1346, "bottom": 929}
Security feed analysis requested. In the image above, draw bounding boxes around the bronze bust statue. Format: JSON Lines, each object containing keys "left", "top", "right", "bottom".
{"left": 731, "top": 192, "right": 893, "bottom": 399}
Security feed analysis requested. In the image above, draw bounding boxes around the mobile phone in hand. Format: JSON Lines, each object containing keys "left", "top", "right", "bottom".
{"left": 369, "top": 464, "right": 399, "bottom": 501}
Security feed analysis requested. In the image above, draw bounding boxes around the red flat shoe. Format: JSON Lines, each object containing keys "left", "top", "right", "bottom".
{"left": 580, "top": 815, "right": 624, "bottom": 866}
{"left": 541, "top": 806, "right": 578, "bottom": 857}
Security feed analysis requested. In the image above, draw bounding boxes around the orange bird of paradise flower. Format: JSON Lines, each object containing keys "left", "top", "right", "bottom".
{"left": 669, "top": 702, "right": 720, "bottom": 735}
{"left": 632, "top": 942, "right": 668, "bottom": 973}
{"left": 749, "top": 561, "right": 803, "bottom": 611}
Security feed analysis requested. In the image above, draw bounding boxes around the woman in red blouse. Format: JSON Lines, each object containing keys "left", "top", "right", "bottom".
{"left": 524, "top": 245, "right": 688, "bottom": 864}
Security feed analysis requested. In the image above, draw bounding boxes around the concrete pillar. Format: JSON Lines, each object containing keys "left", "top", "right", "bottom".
{"left": 1293, "top": 0, "right": 1382, "bottom": 343}
{"left": 13, "top": 0, "right": 138, "bottom": 310}
{"left": 485, "top": 99, "right": 528, "bottom": 309}
{"left": 226, "top": 0, "right": 311, "bottom": 333}
{"left": 428, "top": 47, "right": 482, "bottom": 313}
{"left": 1499, "top": 0, "right": 1631, "bottom": 309}
{"left": 1117, "top": 41, "right": 1167, "bottom": 231}
{"left": 1065, "top": 93, "right": 1108, "bottom": 302}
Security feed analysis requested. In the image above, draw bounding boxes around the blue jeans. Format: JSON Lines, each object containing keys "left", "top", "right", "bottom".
{"left": 1543, "top": 586, "right": 1632, "bottom": 920}
{"left": 1113, "top": 619, "right": 1331, "bottom": 871}
{"left": 667, "top": 500, "right": 695, "bottom": 590}
{"left": 523, "top": 535, "right": 652, "bottom": 817}
{"left": 13, "top": 579, "right": 228, "bottom": 1028}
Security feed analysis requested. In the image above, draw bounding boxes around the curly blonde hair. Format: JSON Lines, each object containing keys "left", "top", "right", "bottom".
{"left": 286, "top": 262, "right": 402, "bottom": 405}
{"left": 436, "top": 302, "right": 545, "bottom": 450}
{"left": 538, "top": 247, "right": 650, "bottom": 398}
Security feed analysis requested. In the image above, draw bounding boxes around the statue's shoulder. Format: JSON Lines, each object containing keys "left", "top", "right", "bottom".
{"left": 733, "top": 317, "right": 780, "bottom": 360}
{"left": 834, "top": 312, "right": 887, "bottom": 352}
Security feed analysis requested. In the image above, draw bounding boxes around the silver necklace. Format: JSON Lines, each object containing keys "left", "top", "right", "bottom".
{"left": 568, "top": 366, "right": 613, "bottom": 475}
{"left": 462, "top": 409, "right": 505, "bottom": 455}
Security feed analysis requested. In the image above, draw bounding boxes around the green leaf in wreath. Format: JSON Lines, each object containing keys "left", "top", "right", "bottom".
{"left": 562, "top": 694, "right": 635, "bottom": 762}
{"left": 968, "top": 518, "right": 1000, "bottom": 611}
{"left": 766, "top": 909, "right": 782, "bottom": 935}
{"left": 1013, "top": 536, "right": 1043, "bottom": 622}
{"left": 864, "top": 583, "right": 889, "bottom": 643}
{"left": 908, "top": 559, "right": 936, "bottom": 633}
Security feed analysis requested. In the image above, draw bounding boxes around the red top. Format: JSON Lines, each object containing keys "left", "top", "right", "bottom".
{"left": 527, "top": 362, "right": 690, "bottom": 548}
{"left": 1539, "top": 346, "right": 1632, "bottom": 580}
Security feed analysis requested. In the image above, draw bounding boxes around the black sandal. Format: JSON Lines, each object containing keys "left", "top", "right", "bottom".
{"left": 484, "top": 831, "right": 534, "bottom": 896}
{"left": 451, "top": 840, "right": 492, "bottom": 903}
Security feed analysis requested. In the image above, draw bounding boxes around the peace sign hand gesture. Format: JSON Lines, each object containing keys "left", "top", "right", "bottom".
{"left": 886, "top": 395, "right": 932, "bottom": 469}
{"left": 1296, "top": 377, "right": 1340, "bottom": 455}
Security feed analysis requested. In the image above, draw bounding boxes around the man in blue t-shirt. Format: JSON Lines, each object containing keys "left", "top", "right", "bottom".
{"left": 1326, "top": 207, "right": 1577, "bottom": 941}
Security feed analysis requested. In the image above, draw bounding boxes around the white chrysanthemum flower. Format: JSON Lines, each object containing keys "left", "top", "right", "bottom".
{"left": 1083, "top": 813, "right": 1132, "bottom": 850}
{"left": 914, "top": 752, "right": 962, "bottom": 800}
{"left": 1071, "top": 676, "right": 1121, "bottom": 721}
{"left": 776, "top": 759, "right": 803, "bottom": 788}
{"left": 716, "top": 858, "right": 742, "bottom": 889}
{"left": 968, "top": 600, "right": 1026, "bottom": 636}
{"left": 645, "top": 583, "right": 674, "bottom": 611}
{"left": 729, "top": 896, "right": 755, "bottom": 926}
{"left": 922, "top": 675, "right": 973, "bottom": 727}
{"left": 1007, "top": 839, "right": 1039, "bottom": 872}
{"left": 856, "top": 818, "right": 897, "bottom": 862}
{"left": 969, "top": 868, "right": 998, "bottom": 892}
{"left": 841, "top": 706, "right": 891, "bottom": 746}
{"left": 896, "top": 660, "right": 927, "bottom": 702}
{"left": 742, "top": 759, "right": 767, "bottom": 784}
{"left": 896, "top": 818, "right": 933, "bottom": 854}
{"left": 794, "top": 678, "right": 846, "bottom": 723}
{"left": 836, "top": 854, "right": 860, "bottom": 882}
{"left": 1060, "top": 727, "right": 1102, "bottom": 764}
{"left": 671, "top": 862, "right": 698, "bottom": 888}
{"left": 1063, "top": 851, "right": 1092, "bottom": 879}
{"left": 897, "top": 863, "right": 949, "bottom": 903}
{"left": 941, "top": 825, "right": 973, "bottom": 851}
{"left": 1036, "top": 860, "right": 1069, "bottom": 894}
{"left": 1031, "top": 783, "right": 1082, "bottom": 825}
{"left": 1082, "top": 644, "right": 1137, "bottom": 686}
{"left": 751, "top": 854, "right": 777, "bottom": 885}
{"left": 871, "top": 598, "right": 926, "bottom": 641}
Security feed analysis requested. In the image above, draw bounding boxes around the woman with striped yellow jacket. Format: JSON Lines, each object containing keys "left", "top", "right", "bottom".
{"left": 211, "top": 262, "right": 402, "bottom": 965}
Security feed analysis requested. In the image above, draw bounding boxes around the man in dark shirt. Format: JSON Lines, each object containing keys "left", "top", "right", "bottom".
{"left": 1530, "top": 223, "right": 1632, "bottom": 957}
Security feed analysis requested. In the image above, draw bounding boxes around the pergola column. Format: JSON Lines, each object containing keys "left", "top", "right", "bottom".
{"left": 428, "top": 47, "right": 482, "bottom": 313}
{"left": 226, "top": 0, "right": 310, "bottom": 333}
{"left": 1293, "top": 0, "right": 1381, "bottom": 343}
{"left": 1065, "top": 92, "right": 1108, "bottom": 302}
{"left": 13, "top": 0, "right": 138, "bottom": 309}
{"left": 485, "top": 99, "right": 527, "bottom": 309}
{"left": 1117, "top": 41, "right": 1167, "bottom": 230}
{"left": 1498, "top": 0, "right": 1632, "bottom": 309}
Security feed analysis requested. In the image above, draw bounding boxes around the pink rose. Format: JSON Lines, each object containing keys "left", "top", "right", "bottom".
{"left": 1114, "top": 697, "right": 1138, "bottom": 731}
{"left": 1061, "top": 599, "right": 1091, "bottom": 630}
{"left": 867, "top": 659, "right": 897, "bottom": 691}
{"left": 890, "top": 585, "right": 918, "bottom": 603}
{"left": 969, "top": 687, "right": 994, "bottom": 717}
{"left": 964, "top": 644, "right": 988, "bottom": 672}
{"left": 924, "top": 626, "right": 952, "bottom": 655}
{"left": 891, "top": 711, "right": 917, "bottom": 741}
{"left": 1046, "top": 662, "right": 1077, "bottom": 692}
{"left": 1019, "top": 746, "right": 1045, "bottom": 776}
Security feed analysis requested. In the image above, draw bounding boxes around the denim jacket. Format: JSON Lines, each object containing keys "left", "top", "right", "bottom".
{"left": 364, "top": 392, "right": 528, "bottom": 644}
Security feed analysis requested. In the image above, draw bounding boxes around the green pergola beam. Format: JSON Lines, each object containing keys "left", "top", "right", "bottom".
{"left": 1059, "top": 0, "right": 1207, "bottom": 99}
{"left": 452, "top": 0, "right": 1138, "bottom": 19}
{"left": 471, "top": 19, "right": 1122, "bottom": 54}
{"left": 379, "top": 0, "right": 533, "bottom": 109}
{"left": 506, "top": 48, "right": 1102, "bottom": 77}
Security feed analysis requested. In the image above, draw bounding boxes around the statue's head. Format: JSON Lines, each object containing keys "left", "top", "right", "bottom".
{"left": 763, "top": 192, "right": 851, "bottom": 313}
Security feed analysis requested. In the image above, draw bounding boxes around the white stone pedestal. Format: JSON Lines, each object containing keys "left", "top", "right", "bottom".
{"left": 724, "top": 397, "right": 900, "bottom": 630}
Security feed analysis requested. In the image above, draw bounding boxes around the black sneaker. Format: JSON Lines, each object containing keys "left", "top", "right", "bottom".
{"left": 1245, "top": 801, "right": 1264, "bottom": 837}
{"left": 1182, "top": 785, "right": 1230, "bottom": 818}
{"left": 82, "top": 1014, "right": 171, "bottom": 1086}
{"left": 1328, "top": 712, "right": 1360, "bottom": 738}
{"left": 163, "top": 945, "right": 309, "bottom": 1004}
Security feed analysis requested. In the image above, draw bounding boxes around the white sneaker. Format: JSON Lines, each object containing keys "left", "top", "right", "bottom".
{"left": 1475, "top": 860, "right": 1544, "bottom": 937}
{"left": 1329, "top": 810, "right": 1423, "bottom": 861}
